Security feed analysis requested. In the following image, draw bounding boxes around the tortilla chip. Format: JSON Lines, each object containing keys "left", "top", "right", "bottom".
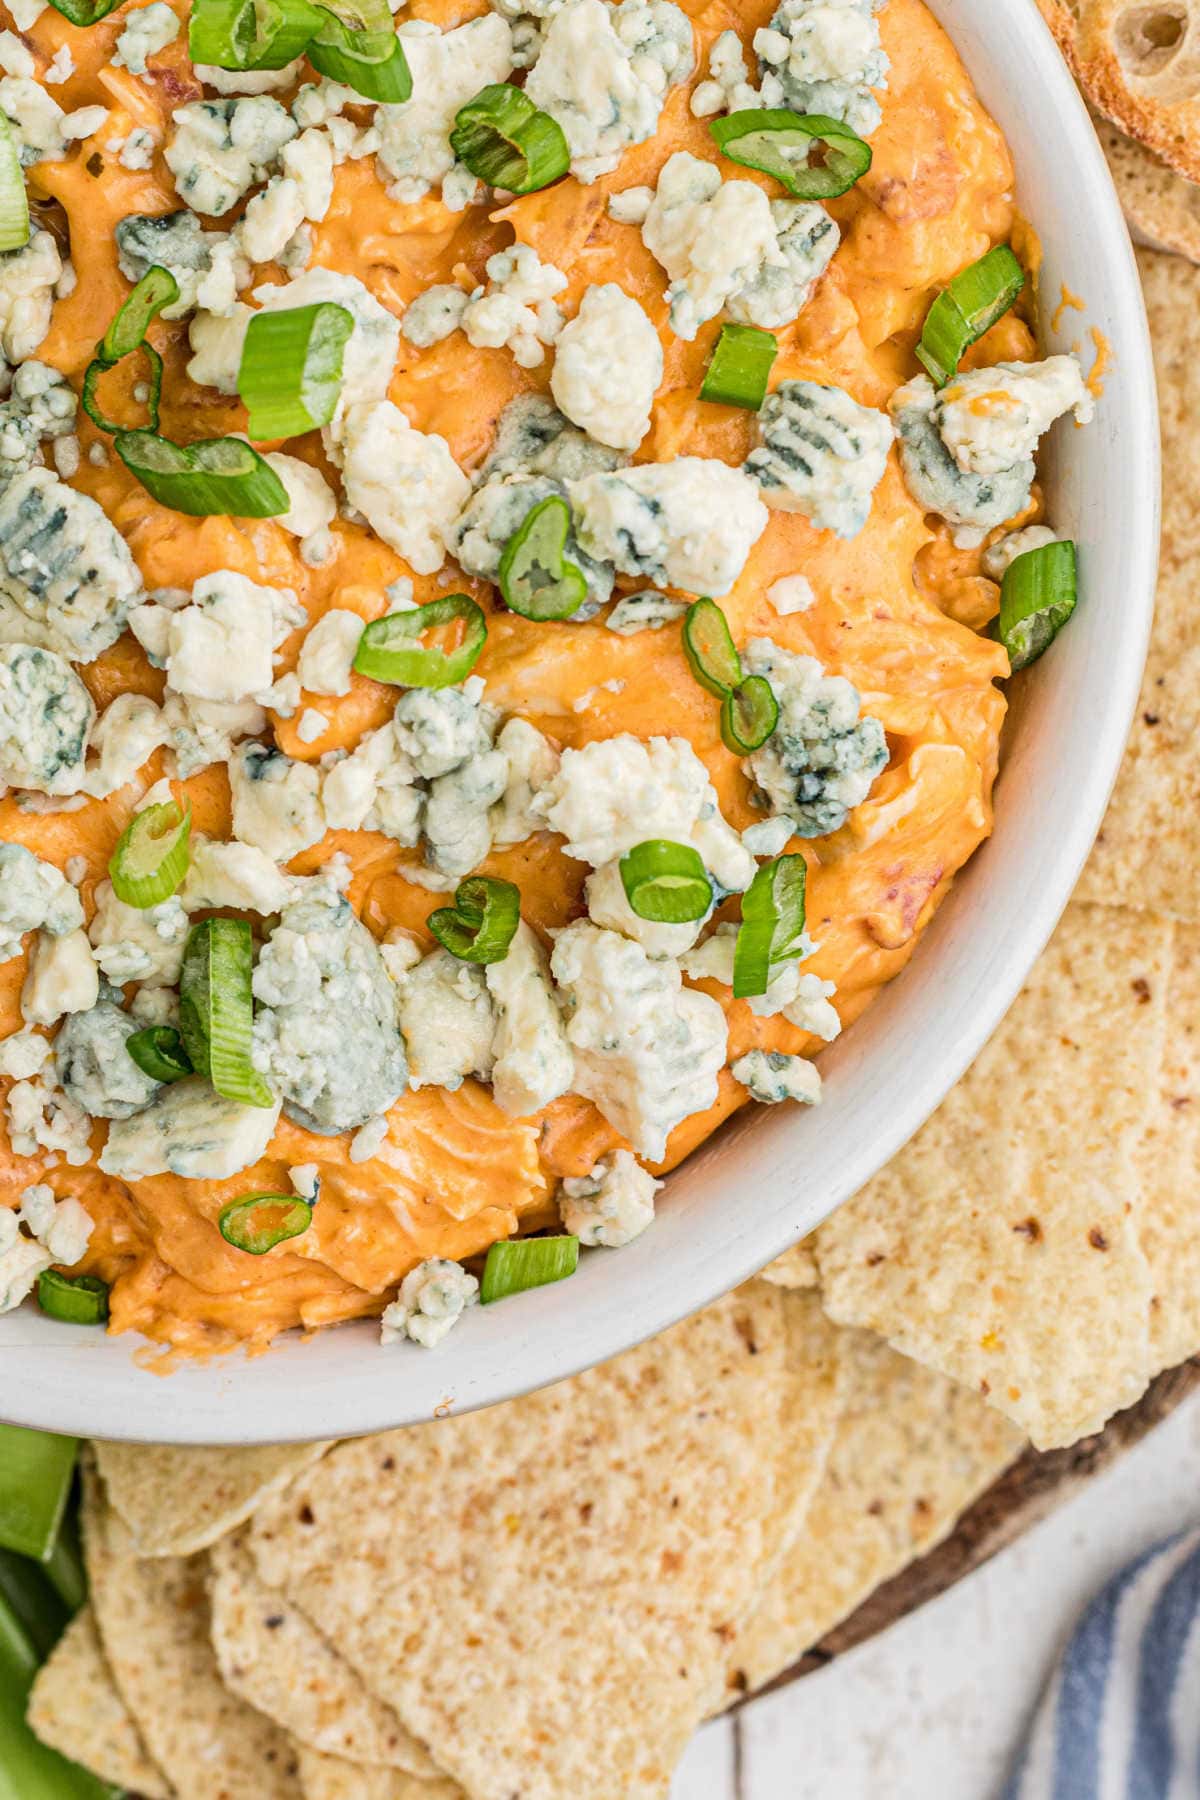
{"left": 245, "top": 1285, "right": 842, "bottom": 1800}
{"left": 298, "top": 1746, "right": 463, "bottom": 1799}
{"left": 1136, "top": 922, "right": 1200, "bottom": 1370}
{"left": 83, "top": 1468, "right": 300, "bottom": 1799}
{"left": 760, "top": 1244, "right": 819, "bottom": 1289}
{"left": 1095, "top": 115, "right": 1200, "bottom": 262}
{"left": 815, "top": 902, "right": 1172, "bottom": 1450}
{"left": 718, "top": 1333, "right": 1025, "bottom": 1703}
{"left": 26, "top": 1605, "right": 172, "bottom": 1800}
{"left": 1035, "top": 0, "right": 1200, "bottom": 186}
{"left": 209, "top": 1533, "right": 442, "bottom": 1778}
{"left": 93, "top": 1440, "right": 331, "bottom": 1557}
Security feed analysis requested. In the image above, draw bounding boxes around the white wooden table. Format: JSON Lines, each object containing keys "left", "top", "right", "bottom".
{"left": 670, "top": 1391, "right": 1200, "bottom": 1799}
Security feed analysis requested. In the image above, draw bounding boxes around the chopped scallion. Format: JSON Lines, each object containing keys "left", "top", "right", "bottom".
{"left": 82, "top": 265, "right": 179, "bottom": 436}
{"left": 682, "top": 597, "right": 742, "bottom": 698}
{"left": 179, "top": 918, "right": 275, "bottom": 1109}
{"left": 700, "top": 323, "right": 777, "bottom": 410}
{"left": 428, "top": 875, "right": 521, "bottom": 964}
{"left": 480, "top": 1235, "right": 579, "bottom": 1303}
{"left": 44, "top": 0, "right": 121, "bottom": 22}
{"left": 353, "top": 593, "right": 486, "bottom": 688}
{"left": 916, "top": 245, "right": 1025, "bottom": 387}
{"left": 219, "top": 1193, "right": 312, "bottom": 1254}
{"left": 238, "top": 301, "right": 354, "bottom": 441}
{"left": 36, "top": 1272, "right": 109, "bottom": 1328}
{"left": 721, "top": 674, "right": 779, "bottom": 753}
{"left": 114, "top": 429, "right": 289, "bottom": 517}
{"left": 998, "top": 539, "right": 1077, "bottom": 672}
{"left": 498, "top": 496, "right": 587, "bottom": 621}
{"left": 108, "top": 797, "right": 191, "bottom": 908}
{"left": 450, "top": 83, "right": 569, "bottom": 194}
{"left": 307, "top": 13, "right": 412, "bottom": 100}
{"left": 710, "top": 109, "right": 871, "bottom": 200}
{"left": 733, "top": 854, "right": 808, "bottom": 998}
{"left": 189, "top": 0, "right": 324, "bottom": 68}
{"left": 0, "top": 115, "right": 29, "bottom": 254}
{"left": 619, "top": 840, "right": 712, "bottom": 924}
{"left": 127, "top": 1025, "right": 193, "bottom": 1084}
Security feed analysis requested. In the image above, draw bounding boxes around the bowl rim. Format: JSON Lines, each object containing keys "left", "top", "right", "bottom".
{"left": 0, "top": 0, "right": 1162, "bottom": 1444}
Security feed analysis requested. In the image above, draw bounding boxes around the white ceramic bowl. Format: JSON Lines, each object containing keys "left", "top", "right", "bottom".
{"left": 0, "top": 0, "right": 1159, "bottom": 1443}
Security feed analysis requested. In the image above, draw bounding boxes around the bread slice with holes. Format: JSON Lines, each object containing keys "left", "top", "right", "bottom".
{"left": 1037, "top": 0, "right": 1200, "bottom": 184}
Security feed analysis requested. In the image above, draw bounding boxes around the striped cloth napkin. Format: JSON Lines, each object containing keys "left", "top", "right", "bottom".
{"left": 1004, "top": 1527, "right": 1200, "bottom": 1799}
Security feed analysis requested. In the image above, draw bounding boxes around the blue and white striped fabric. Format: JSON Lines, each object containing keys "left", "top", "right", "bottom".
{"left": 1004, "top": 1527, "right": 1200, "bottom": 1800}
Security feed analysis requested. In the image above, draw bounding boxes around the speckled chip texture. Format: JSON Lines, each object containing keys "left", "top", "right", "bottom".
{"left": 209, "top": 1532, "right": 442, "bottom": 1777}
{"left": 815, "top": 901, "right": 1173, "bottom": 1451}
{"left": 82, "top": 1466, "right": 301, "bottom": 1800}
{"left": 1094, "top": 115, "right": 1200, "bottom": 261}
{"left": 244, "top": 1285, "right": 843, "bottom": 1800}
{"left": 94, "top": 1437, "right": 332, "bottom": 1556}
{"left": 760, "top": 1242, "right": 819, "bottom": 1288}
{"left": 1138, "top": 923, "right": 1200, "bottom": 1373}
{"left": 718, "top": 1330, "right": 1025, "bottom": 1704}
{"left": 1076, "top": 253, "right": 1200, "bottom": 919}
{"left": 1036, "top": 0, "right": 1200, "bottom": 185}
{"left": 298, "top": 1745, "right": 464, "bottom": 1799}
{"left": 26, "top": 1604, "right": 172, "bottom": 1800}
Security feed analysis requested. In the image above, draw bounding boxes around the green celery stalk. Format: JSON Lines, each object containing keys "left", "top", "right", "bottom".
{"left": 0, "top": 1552, "right": 66, "bottom": 1661}
{"left": 43, "top": 1511, "right": 85, "bottom": 1614}
{"left": 0, "top": 1587, "right": 121, "bottom": 1799}
{"left": 0, "top": 1427, "right": 79, "bottom": 1560}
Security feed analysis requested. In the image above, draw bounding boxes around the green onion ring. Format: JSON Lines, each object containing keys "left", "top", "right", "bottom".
{"left": 307, "top": 14, "right": 412, "bottom": 101}
{"left": 710, "top": 109, "right": 872, "bottom": 200}
{"left": 108, "top": 797, "right": 191, "bottom": 908}
{"left": 721, "top": 675, "right": 779, "bottom": 753}
{"left": 238, "top": 302, "right": 355, "bottom": 441}
{"left": 682, "top": 598, "right": 742, "bottom": 699}
{"left": 353, "top": 594, "right": 486, "bottom": 688}
{"left": 45, "top": 0, "right": 121, "bottom": 23}
{"left": 618, "top": 840, "right": 712, "bottom": 924}
{"left": 450, "top": 83, "right": 570, "bottom": 194}
{"left": 700, "top": 323, "right": 777, "bottom": 411}
{"left": 82, "top": 266, "right": 179, "bottom": 436}
{"left": 498, "top": 495, "right": 588, "bottom": 621}
{"left": 219, "top": 1193, "right": 312, "bottom": 1255}
{"left": 998, "top": 539, "right": 1077, "bottom": 672}
{"left": 179, "top": 918, "right": 276, "bottom": 1109}
{"left": 0, "top": 115, "right": 29, "bottom": 254}
{"left": 916, "top": 245, "right": 1025, "bottom": 388}
{"left": 36, "top": 1271, "right": 109, "bottom": 1326}
{"left": 126, "top": 1026, "right": 194, "bottom": 1084}
{"left": 428, "top": 876, "right": 521, "bottom": 964}
{"left": 189, "top": 0, "right": 325, "bottom": 69}
{"left": 733, "top": 854, "right": 809, "bottom": 999}
{"left": 480, "top": 1235, "right": 579, "bottom": 1303}
{"left": 114, "top": 430, "right": 290, "bottom": 517}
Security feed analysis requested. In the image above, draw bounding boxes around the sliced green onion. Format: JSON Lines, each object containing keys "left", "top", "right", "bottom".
{"left": 915, "top": 245, "right": 1026, "bottom": 387}
{"left": 219, "top": 1193, "right": 312, "bottom": 1255}
{"left": 114, "top": 430, "right": 289, "bottom": 517}
{"left": 701, "top": 323, "right": 777, "bottom": 410}
{"left": 307, "top": 14, "right": 412, "bottom": 101}
{"left": 733, "top": 854, "right": 808, "bottom": 999}
{"left": 179, "top": 918, "right": 275, "bottom": 1109}
{"left": 998, "top": 539, "right": 1077, "bottom": 672}
{"left": 82, "top": 265, "right": 179, "bottom": 436}
{"left": 710, "top": 109, "right": 871, "bottom": 200}
{"left": 45, "top": 0, "right": 121, "bottom": 23}
{"left": 498, "top": 496, "right": 587, "bottom": 621}
{"left": 353, "top": 594, "right": 486, "bottom": 688}
{"left": 480, "top": 1234, "right": 579, "bottom": 1303}
{"left": 450, "top": 83, "right": 569, "bottom": 195}
{"left": 0, "top": 1427, "right": 78, "bottom": 1561}
{"left": 0, "top": 1551, "right": 67, "bottom": 1663}
{"left": 127, "top": 1025, "right": 193, "bottom": 1084}
{"left": 189, "top": 0, "right": 324, "bottom": 68}
{"left": 618, "top": 840, "right": 711, "bottom": 924}
{"left": 36, "top": 1271, "right": 109, "bottom": 1327}
{"left": 238, "top": 302, "right": 354, "bottom": 441}
{"left": 683, "top": 597, "right": 742, "bottom": 698}
{"left": 108, "top": 797, "right": 190, "bottom": 908}
{"left": 42, "top": 1512, "right": 85, "bottom": 1617}
{"left": 721, "top": 675, "right": 779, "bottom": 753}
{"left": 428, "top": 876, "right": 521, "bottom": 964}
{"left": 0, "top": 115, "right": 29, "bottom": 254}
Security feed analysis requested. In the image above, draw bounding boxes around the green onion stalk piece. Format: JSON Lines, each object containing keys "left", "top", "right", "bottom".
{"left": 82, "top": 265, "right": 179, "bottom": 436}
{"left": 700, "top": 323, "right": 777, "bottom": 411}
{"left": 618, "top": 840, "right": 712, "bottom": 924}
{"left": 682, "top": 597, "right": 742, "bottom": 698}
{"left": 114, "top": 429, "right": 289, "bottom": 517}
{"left": 998, "top": 539, "right": 1077, "bottom": 672}
{"left": 189, "top": 0, "right": 324, "bottom": 68}
{"left": 721, "top": 674, "right": 779, "bottom": 753}
{"left": 733, "top": 853, "right": 808, "bottom": 999}
{"left": 0, "top": 115, "right": 28, "bottom": 254}
{"left": 710, "top": 109, "right": 872, "bottom": 200}
{"left": 498, "top": 495, "right": 587, "bottom": 620}
{"left": 45, "top": 0, "right": 121, "bottom": 23}
{"left": 428, "top": 875, "right": 521, "bottom": 964}
{"left": 307, "top": 13, "right": 412, "bottom": 100}
{"left": 179, "top": 917, "right": 276, "bottom": 1108}
{"left": 450, "top": 83, "right": 570, "bottom": 194}
{"left": 0, "top": 1427, "right": 78, "bottom": 1562}
{"left": 36, "top": 1271, "right": 109, "bottom": 1327}
{"left": 238, "top": 302, "right": 354, "bottom": 441}
{"left": 41, "top": 1510, "right": 85, "bottom": 1617}
{"left": 219, "top": 1193, "right": 312, "bottom": 1254}
{"left": 480, "top": 1234, "right": 579, "bottom": 1303}
{"left": 916, "top": 244, "right": 1025, "bottom": 387}
{"left": 0, "top": 1551, "right": 67, "bottom": 1664}
{"left": 353, "top": 593, "right": 487, "bottom": 688}
{"left": 127, "top": 1025, "right": 193, "bottom": 1084}
{"left": 108, "top": 797, "right": 191, "bottom": 908}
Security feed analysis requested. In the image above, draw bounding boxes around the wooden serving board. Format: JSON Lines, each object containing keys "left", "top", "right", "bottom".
{"left": 747, "top": 1357, "right": 1200, "bottom": 1703}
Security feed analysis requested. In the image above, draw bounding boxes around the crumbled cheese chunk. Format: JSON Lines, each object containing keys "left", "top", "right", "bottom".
{"left": 0, "top": 1027, "right": 51, "bottom": 1079}
{"left": 767, "top": 574, "right": 815, "bottom": 615}
{"left": 57, "top": 999, "right": 162, "bottom": 1119}
{"left": 680, "top": 921, "right": 841, "bottom": 1037}
{"left": 375, "top": 15, "right": 514, "bottom": 202}
{"left": 338, "top": 401, "right": 470, "bottom": 574}
{"left": 484, "top": 919, "right": 574, "bottom": 1114}
{"left": 754, "top": 0, "right": 888, "bottom": 137}
{"left": 746, "top": 379, "right": 892, "bottom": 538}
{"left": 981, "top": 523, "right": 1061, "bottom": 583}
{"left": 82, "top": 694, "right": 168, "bottom": 798}
{"left": 165, "top": 96, "right": 298, "bottom": 216}
{"left": 560, "top": 1147, "right": 660, "bottom": 1245}
{"left": 732, "top": 1047, "right": 822, "bottom": 1104}
{"left": 396, "top": 949, "right": 496, "bottom": 1090}
{"left": 570, "top": 455, "right": 768, "bottom": 596}
{"left": 742, "top": 637, "right": 887, "bottom": 837}
{"left": 936, "top": 356, "right": 1094, "bottom": 476}
{"left": 100, "top": 1078, "right": 282, "bottom": 1181}
{"left": 550, "top": 283, "right": 661, "bottom": 450}
{"left": 0, "top": 229, "right": 61, "bottom": 361}
{"left": 180, "top": 834, "right": 295, "bottom": 913}
{"left": 264, "top": 453, "right": 338, "bottom": 540}
{"left": 298, "top": 609, "right": 363, "bottom": 697}
{"left": 111, "top": 3, "right": 179, "bottom": 75}
{"left": 229, "top": 742, "right": 326, "bottom": 861}
{"left": 0, "top": 645, "right": 94, "bottom": 795}
{"left": 0, "top": 842, "right": 83, "bottom": 961}
{"left": 380, "top": 1257, "right": 479, "bottom": 1347}
{"left": 88, "top": 880, "right": 188, "bottom": 986}
{"left": 604, "top": 590, "right": 686, "bottom": 635}
{"left": 490, "top": 716, "right": 559, "bottom": 847}
{"left": 0, "top": 466, "right": 142, "bottom": 662}
{"left": 584, "top": 856, "right": 708, "bottom": 958}
{"left": 131, "top": 570, "right": 303, "bottom": 706}
{"left": 20, "top": 927, "right": 97, "bottom": 1026}
{"left": 607, "top": 184, "right": 654, "bottom": 223}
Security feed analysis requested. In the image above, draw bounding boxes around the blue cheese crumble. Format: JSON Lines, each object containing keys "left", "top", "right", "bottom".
{"left": 731, "top": 1047, "right": 822, "bottom": 1104}
{"left": 754, "top": 0, "right": 889, "bottom": 136}
{"left": 570, "top": 455, "right": 768, "bottom": 597}
{"left": 550, "top": 283, "right": 662, "bottom": 451}
{"left": 0, "top": 843, "right": 83, "bottom": 960}
{"left": 559, "top": 1148, "right": 661, "bottom": 1246}
{"left": 165, "top": 96, "right": 298, "bottom": 217}
{"left": 99, "top": 1078, "right": 282, "bottom": 1181}
{"left": 745, "top": 380, "right": 892, "bottom": 538}
{"left": 57, "top": 998, "right": 162, "bottom": 1120}
{"left": 742, "top": 638, "right": 887, "bottom": 837}
{"left": 0, "top": 468, "right": 143, "bottom": 662}
{"left": 380, "top": 1257, "right": 479, "bottom": 1347}
{"left": 375, "top": 15, "right": 514, "bottom": 203}
{"left": 0, "top": 643, "right": 94, "bottom": 794}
